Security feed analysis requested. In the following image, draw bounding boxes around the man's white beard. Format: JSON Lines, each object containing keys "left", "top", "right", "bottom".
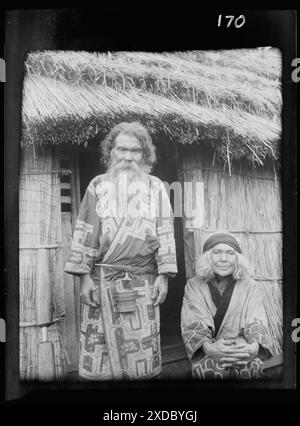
{"left": 107, "top": 158, "right": 150, "bottom": 184}
{"left": 106, "top": 158, "right": 152, "bottom": 218}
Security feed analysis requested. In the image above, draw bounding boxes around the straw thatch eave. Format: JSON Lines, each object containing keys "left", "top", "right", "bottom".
{"left": 25, "top": 50, "right": 282, "bottom": 119}
{"left": 22, "top": 49, "right": 282, "bottom": 166}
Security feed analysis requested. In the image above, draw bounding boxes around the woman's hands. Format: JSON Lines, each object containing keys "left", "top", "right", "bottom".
{"left": 80, "top": 274, "right": 99, "bottom": 307}
{"left": 203, "top": 338, "right": 259, "bottom": 369}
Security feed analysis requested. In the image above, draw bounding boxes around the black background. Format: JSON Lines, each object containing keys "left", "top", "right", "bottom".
{"left": 1, "top": 6, "right": 298, "bottom": 411}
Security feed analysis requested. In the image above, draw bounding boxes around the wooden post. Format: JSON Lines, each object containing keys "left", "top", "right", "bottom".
{"left": 59, "top": 145, "right": 82, "bottom": 372}
{"left": 61, "top": 213, "right": 79, "bottom": 372}
{"left": 179, "top": 145, "right": 205, "bottom": 278}
{"left": 70, "top": 149, "right": 81, "bottom": 232}
{"left": 35, "top": 246, "right": 55, "bottom": 381}
{"left": 70, "top": 148, "right": 82, "bottom": 348}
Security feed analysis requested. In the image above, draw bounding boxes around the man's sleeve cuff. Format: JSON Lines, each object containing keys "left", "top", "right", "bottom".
{"left": 157, "top": 264, "right": 178, "bottom": 277}
{"left": 64, "top": 262, "right": 91, "bottom": 277}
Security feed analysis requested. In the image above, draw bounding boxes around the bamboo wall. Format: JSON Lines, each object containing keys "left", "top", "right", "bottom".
{"left": 19, "top": 145, "right": 67, "bottom": 380}
{"left": 179, "top": 145, "right": 282, "bottom": 355}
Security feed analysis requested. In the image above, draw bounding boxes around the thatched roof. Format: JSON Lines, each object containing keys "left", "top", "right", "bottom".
{"left": 22, "top": 49, "right": 282, "bottom": 165}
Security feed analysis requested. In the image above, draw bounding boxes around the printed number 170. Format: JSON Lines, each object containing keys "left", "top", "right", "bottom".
{"left": 218, "top": 15, "right": 246, "bottom": 28}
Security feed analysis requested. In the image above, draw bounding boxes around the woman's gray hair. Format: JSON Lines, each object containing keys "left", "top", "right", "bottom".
{"left": 195, "top": 250, "right": 252, "bottom": 281}
{"left": 100, "top": 121, "right": 157, "bottom": 169}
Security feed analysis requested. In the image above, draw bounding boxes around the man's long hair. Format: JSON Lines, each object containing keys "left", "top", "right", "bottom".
{"left": 100, "top": 121, "right": 157, "bottom": 171}
{"left": 195, "top": 250, "right": 252, "bottom": 281}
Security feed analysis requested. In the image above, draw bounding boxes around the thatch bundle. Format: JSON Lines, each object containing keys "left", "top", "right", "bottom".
{"left": 19, "top": 145, "right": 67, "bottom": 380}
{"left": 22, "top": 49, "right": 281, "bottom": 165}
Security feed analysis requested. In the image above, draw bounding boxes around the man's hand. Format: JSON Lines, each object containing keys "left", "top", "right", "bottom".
{"left": 80, "top": 274, "right": 99, "bottom": 307}
{"left": 203, "top": 339, "right": 256, "bottom": 369}
{"left": 151, "top": 275, "right": 168, "bottom": 307}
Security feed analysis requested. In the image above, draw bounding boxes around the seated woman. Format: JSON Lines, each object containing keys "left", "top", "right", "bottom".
{"left": 181, "top": 232, "right": 273, "bottom": 380}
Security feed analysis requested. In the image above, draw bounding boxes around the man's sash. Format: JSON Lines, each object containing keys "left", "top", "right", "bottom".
{"left": 100, "top": 217, "right": 159, "bottom": 280}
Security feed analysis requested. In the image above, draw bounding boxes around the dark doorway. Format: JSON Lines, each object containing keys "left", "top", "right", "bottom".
{"left": 151, "top": 138, "right": 186, "bottom": 347}
{"left": 78, "top": 138, "right": 186, "bottom": 349}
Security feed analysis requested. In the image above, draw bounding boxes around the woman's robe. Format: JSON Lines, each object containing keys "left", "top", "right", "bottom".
{"left": 181, "top": 276, "right": 273, "bottom": 379}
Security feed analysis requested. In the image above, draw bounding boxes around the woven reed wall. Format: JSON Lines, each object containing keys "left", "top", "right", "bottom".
{"left": 19, "top": 145, "right": 66, "bottom": 380}
{"left": 179, "top": 145, "right": 282, "bottom": 355}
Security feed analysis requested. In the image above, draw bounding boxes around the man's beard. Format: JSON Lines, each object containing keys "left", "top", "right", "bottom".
{"left": 106, "top": 158, "right": 152, "bottom": 218}
{"left": 107, "top": 158, "right": 151, "bottom": 183}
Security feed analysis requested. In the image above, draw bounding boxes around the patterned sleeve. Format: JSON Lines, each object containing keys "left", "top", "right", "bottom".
{"left": 64, "top": 179, "right": 101, "bottom": 276}
{"left": 181, "top": 279, "right": 214, "bottom": 361}
{"left": 241, "top": 281, "right": 273, "bottom": 358}
{"left": 154, "top": 179, "right": 178, "bottom": 277}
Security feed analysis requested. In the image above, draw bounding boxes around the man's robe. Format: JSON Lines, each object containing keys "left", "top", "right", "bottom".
{"left": 181, "top": 276, "right": 273, "bottom": 380}
{"left": 65, "top": 174, "right": 177, "bottom": 380}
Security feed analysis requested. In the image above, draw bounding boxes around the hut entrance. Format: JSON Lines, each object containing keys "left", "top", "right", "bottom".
{"left": 77, "top": 139, "right": 187, "bottom": 359}
{"left": 151, "top": 139, "right": 186, "bottom": 352}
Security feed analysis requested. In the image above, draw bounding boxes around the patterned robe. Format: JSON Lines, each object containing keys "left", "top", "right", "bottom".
{"left": 65, "top": 174, "right": 177, "bottom": 380}
{"left": 181, "top": 276, "right": 273, "bottom": 380}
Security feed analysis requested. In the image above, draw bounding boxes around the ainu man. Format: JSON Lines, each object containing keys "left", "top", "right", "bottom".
{"left": 181, "top": 232, "right": 272, "bottom": 380}
{"left": 65, "top": 122, "right": 177, "bottom": 380}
